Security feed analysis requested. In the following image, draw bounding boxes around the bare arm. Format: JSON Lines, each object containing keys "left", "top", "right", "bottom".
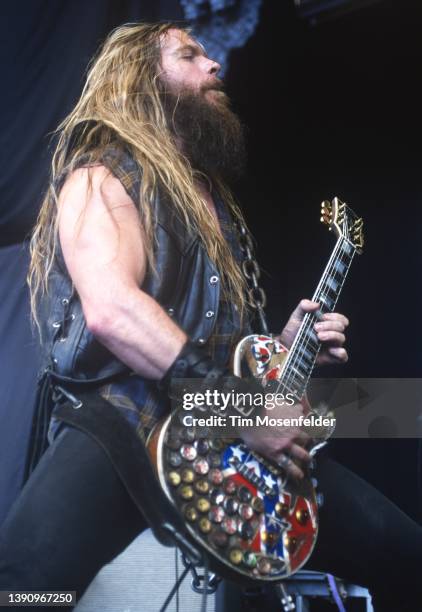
{"left": 57, "top": 165, "right": 187, "bottom": 380}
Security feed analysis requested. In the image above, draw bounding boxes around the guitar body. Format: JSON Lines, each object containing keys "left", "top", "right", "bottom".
{"left": 147, "top": 197, "right": 363, "bottom": 583}
{"left": 147, "top": 335, "right": 320, "bottom": 583}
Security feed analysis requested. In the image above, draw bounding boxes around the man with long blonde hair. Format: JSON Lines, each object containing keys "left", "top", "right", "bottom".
{"left": 2, "top": 21, "right": 420, "bottom": 612}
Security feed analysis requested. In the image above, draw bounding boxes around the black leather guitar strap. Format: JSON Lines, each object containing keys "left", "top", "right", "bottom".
{"left": 52, "top": 387, "right": 202, "bottom": 562}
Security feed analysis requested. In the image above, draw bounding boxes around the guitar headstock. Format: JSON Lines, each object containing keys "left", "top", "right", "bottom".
{"left": 320, "top": 197, "right": 364, "bottom": 254}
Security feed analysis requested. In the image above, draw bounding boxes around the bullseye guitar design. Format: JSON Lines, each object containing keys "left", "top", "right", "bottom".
{"left": 147, "top": 198, "right": 364, "bottom": 583}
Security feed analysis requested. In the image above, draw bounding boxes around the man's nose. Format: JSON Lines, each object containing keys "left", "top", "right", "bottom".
{"left": 207, "top": 58, "right": 221, "bottom": 76}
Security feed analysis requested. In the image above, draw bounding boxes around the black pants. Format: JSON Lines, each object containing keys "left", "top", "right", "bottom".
{"left": 0, "top": 426, "right": 421, "bottom": 611}
{"left": 0, "top": 426, "right": 148, "bottom": 609}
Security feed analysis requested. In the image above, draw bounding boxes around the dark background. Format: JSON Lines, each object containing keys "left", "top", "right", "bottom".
{"left": 1, "top": 0, "right": 421, "bottom": 526}
{"left": 231, "top": 0, "right": 422, "bottom": 523}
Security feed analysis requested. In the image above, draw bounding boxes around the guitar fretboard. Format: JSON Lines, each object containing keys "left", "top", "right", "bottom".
{"left": 278, "top": 237, "right": 355, "bottom": 399}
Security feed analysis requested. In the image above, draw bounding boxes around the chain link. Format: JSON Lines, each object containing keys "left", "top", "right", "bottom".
{"left": 235, "top": 219, "right": 269, "bottom": 334}
{"left": 181, "top": 554, "right": 221, "bottom": 595}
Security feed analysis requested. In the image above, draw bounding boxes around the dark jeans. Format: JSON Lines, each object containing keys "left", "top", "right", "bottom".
{"left": 0, "top": 426, "right": 421, "bottom": 611}
{"left": 0, "top": 426, "right": 148, "bottom": 609}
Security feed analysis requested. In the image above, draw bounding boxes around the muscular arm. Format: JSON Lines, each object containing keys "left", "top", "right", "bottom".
{"left": 57, "top": 165, "right": 187, "bottom": 380}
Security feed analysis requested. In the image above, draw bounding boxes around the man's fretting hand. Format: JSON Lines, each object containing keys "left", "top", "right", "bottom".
{"left": 278, "top": 299, "right": 349, "bottom": 366}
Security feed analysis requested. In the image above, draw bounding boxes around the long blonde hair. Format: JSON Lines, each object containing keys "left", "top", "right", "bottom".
{"left": 28, "top": 21, "right": 249, "bottom": 336}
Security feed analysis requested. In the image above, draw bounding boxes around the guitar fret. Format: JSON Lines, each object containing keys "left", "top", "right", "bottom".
{"left": 282, "top": 330, "right": 319, "bottom": 399}
{"left": 303, "top": 347, "right": 315, "bottom": 362}
{"left": 317, "top": 293, "right": 334, "bottom": 311}
{"left": 288, "top": 372, "right": 306, "bottom": 391}
{"left": 341, "top": 241, "right": 353, "bottom": 257}
{"left": 318, "top": 245, "right": 353, "bottom": 311}
{"left": 333, "top": 260, "right": 346, "bottom": 275}
{"left": 299, "top": 353, "right": 312, "bottom": 369}
{"left": 331, "top": 267, "right": 346, "bottom": 283}
{"left": 323, "top": 284, "right": 337, "bottom": 299}
{"left": 279, "top": 383, "right": 296, "bottom": 396}
{"left": 295, "top": 360, "right": 309, "bottom": 375}
{"left": 339, "top": 243, "right": 352, "bottom": 256}
{"left": 326, "top": 276, "right": 339, "bottom": 292}
{"left": 338, "top": 256, "right": 351, "bottom": 269}
{"left": 291, "top": 366, "right": 305, "bottom": 380}
{"left": 306, "top": 330, "right": 320, "bottom": 350}
{"left": 292, "top": 378, "right": 307, "bottom": 397}
{"left": 298, "top": 348, "right": 315, "bottom": 367}
{"left": 331, "top": 269, "right": 343, "bottom": 282}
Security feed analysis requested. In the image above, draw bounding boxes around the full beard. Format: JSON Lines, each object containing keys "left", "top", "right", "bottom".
{"left": 161, "top": 87, "right": 247, "bottom": 184}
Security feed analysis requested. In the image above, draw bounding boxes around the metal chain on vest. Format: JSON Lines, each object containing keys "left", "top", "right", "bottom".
{"left": 235, "top": 219, "right": 269, "bottom": 335}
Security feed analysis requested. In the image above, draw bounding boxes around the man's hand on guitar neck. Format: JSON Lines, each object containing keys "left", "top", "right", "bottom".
{"left": 278, "top": 299, "right": 349, "bottom": 366}
{"left": 237, "top": 297, "right": 349, "bottom": 480}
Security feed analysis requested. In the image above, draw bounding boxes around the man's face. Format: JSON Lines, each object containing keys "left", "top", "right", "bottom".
{"left": 159, "top": 29, "right": 225, "bottom": 106}
{"left": 158, "top": 28, "right": 246, "bottom": 183}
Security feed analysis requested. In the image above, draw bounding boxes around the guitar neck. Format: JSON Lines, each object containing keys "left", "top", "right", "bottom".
{"left": 279, "top": 237, "right": 356, "bottom": 400}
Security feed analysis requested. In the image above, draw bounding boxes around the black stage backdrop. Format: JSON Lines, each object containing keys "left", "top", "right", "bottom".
{"left": 1, "top": 0, "right": 421, "bottom": 527}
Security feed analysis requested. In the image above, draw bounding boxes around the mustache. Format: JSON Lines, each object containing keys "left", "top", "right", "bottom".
{"left": 201, "top": 79, "right": 225, "bottom": 93}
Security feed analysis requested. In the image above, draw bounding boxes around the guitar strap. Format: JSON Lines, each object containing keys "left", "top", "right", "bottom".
{"left": 23, "top": 370, "right": 55, "bottom": 484}
{"left": 51, "top": 386, "right": 203, "bottom": 562}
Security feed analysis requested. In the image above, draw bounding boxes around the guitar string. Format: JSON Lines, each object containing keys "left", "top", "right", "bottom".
{"left": 285, "top": 243, "right": 355, "bottom": 397}
{"left": 277, "top": 237, "right": 345, "bottom": 396}
{"left": 282, "top": 217, "right": 356, "bottom": 397}
{"left": 283, "top": 228, "right": 356, "bottom": 397}
{"left": 279, "top": 235, "right": 355, "bottom": 397}
{"left": 281, "top": 213, "right": 355, "bottom": 393}
{"left": 285, "top": 254, "right": 355, "bottom": 400}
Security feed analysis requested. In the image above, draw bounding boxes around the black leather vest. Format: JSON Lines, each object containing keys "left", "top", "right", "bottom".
{"left": 38, "top": 147, "right": 224, "bottom": 384}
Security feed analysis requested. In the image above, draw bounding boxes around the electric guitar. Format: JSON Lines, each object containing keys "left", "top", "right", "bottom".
{"left": 147, "top": 198, "right": 364, "bottom": 583}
